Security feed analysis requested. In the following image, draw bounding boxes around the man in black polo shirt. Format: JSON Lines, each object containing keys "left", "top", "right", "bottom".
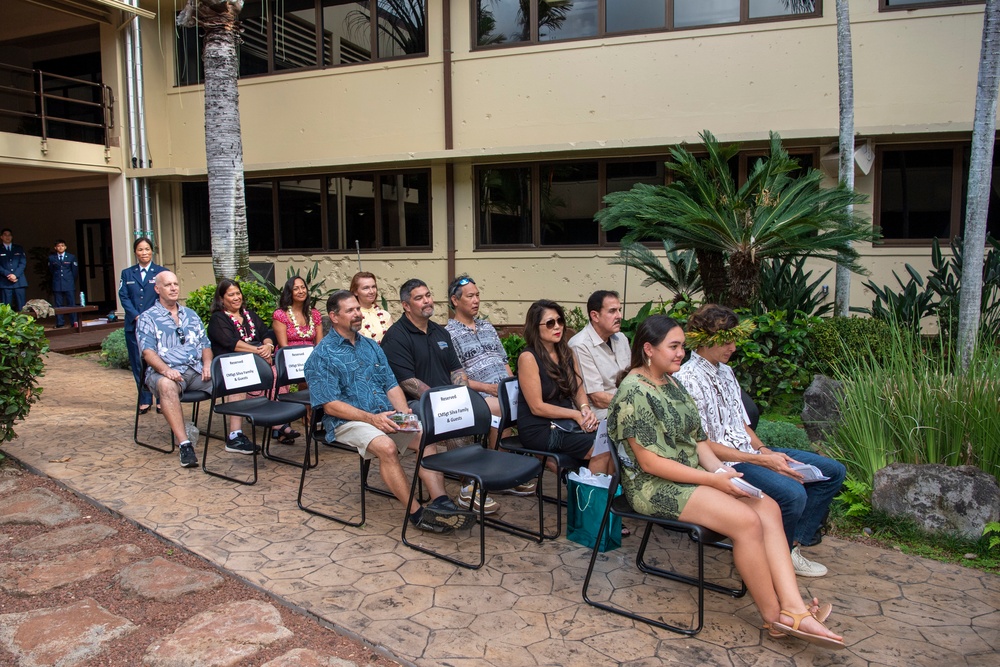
{"left": 382, "top": 278, "right": 500, "bottom": 514}
{"left": 382, "top": 278, "right": 468, "bottom": 398}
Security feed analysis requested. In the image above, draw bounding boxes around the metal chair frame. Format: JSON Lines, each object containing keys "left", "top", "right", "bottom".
{"left": 581, "top": 443, "right": 746, "bottom": 635}
{"left": 133, "top": 359, "right": 211, "bottom": 454}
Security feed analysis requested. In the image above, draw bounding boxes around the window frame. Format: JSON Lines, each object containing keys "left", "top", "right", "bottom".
{"left": 471, "top": 0, "right": 824, "bottom": 51}
{"left": 174, "top": 0, "right": 428, "bottom": 87}
{"left": 181, "top": 168, "right": 433, "bottom": 256}
{"left": 879, "top": 0, "right": 984, "bottom": 12}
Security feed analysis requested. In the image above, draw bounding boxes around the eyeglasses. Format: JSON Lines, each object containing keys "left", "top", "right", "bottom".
{"left": 176, "top": 327, "right": 186, "bottom": 344}
{"left": 449, "top": 276, "right": 475, "bottom": 298}
{"left": 541, "top": 317, "right": 566, "bottom": 329}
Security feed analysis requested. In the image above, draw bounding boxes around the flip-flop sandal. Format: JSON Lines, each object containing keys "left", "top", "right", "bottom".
{"left": 766, "top": 603, "right": 832, "bottom": 638}
{"left": 769, "top": 609, "right": 846, "bottom": 651}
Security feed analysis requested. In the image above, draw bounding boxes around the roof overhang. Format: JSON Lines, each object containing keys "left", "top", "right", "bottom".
{"left": 24, "top": 0, "right": 156, "bottom": 23}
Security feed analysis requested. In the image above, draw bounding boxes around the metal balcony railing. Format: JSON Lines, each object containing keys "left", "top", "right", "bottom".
{"left": 0, "top": 61, "right": 114, "bottom": 151}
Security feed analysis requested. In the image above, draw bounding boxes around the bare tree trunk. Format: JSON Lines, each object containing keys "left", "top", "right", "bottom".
{"left": 695, "top": 248, "right": 728, "bottom": 305}
{"left": 834, "top": 0, "right": 854, "bottom": 317}
{"left": 178, "top": 0, "right": 249, "bottom": 282}
{"left": 958, "top": 0, "right": 1000, "bottom": 370}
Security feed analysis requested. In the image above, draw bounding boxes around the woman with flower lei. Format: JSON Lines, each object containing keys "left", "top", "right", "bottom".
{"left": 350, "top": 271, "right": 392, "bottom": 343}
{"left": 272, "top": 276, "right": 324, "bottom": 442}
{"left": 207, "top": 279, "right": 278, "bottom": 449}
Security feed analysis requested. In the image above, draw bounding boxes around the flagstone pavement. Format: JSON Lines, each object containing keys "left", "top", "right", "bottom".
{"left": 2, "top": 353, "right": 998, "bottom": 666}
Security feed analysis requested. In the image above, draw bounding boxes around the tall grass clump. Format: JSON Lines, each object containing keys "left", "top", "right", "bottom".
{"left": 826, "top": 324, "right": 1000, "bottom": 487}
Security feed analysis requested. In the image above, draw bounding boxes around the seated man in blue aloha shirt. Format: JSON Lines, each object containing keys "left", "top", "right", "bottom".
{"left": 305, "top": 290, "right": 475, "bottom": 534}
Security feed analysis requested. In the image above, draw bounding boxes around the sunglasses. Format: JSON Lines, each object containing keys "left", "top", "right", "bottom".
{"left": 176, "top": 327, "right": 186, "bottom": 344}
{"left": 449, "top": 276, "right": 476, "bottom": 298}
{"left": 541, "top": 317, "right": 566, "bottom": 329}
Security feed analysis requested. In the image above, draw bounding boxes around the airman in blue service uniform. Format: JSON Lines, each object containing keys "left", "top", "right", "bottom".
{"left": 48, "top": 239, "right": 79, "bottom": 327}
{"left": 119, "top": 236, "right": 167, "bottom": 412}
{"left": 0, "top": 228, "right": 28, "bottom": 311}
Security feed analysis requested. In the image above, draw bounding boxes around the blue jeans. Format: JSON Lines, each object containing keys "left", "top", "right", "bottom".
{"left": 733, "top": 448, "right": 845, "bottom": 550}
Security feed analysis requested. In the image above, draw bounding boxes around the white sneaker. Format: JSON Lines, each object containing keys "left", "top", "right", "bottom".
{"left": 457, "top": 483, "right": 500, "bottom": 515}
{"left": 791, "top": 546, "right": 828, "bottom": 577}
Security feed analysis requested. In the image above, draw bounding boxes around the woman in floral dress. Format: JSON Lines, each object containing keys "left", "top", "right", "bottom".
{"left": 606, "top": 315, "right": 846, "bottom": 651}
{"left": 272, "top": 276, "right": 323, "bottom": 442}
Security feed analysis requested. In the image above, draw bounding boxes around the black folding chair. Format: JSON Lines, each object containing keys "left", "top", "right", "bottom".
{"left": 582, "top": 442, "right": 746, "bottom": 635}
{"left": 202, "top": 352, "right": 306, "bottom": 485}
{"left": 401, "top": 385, "right": 544, "bottom": 569}
{"left": 271, "top": 346, "right": 318, "bottom": 469}
{"left": 133, "top": 359, "right": 210, "bottom": 454}
{"left": 297, "top": 409, "right": 398, "bottom": 527}
{"left": 495, "top": 377, "right": 586, "bottom": 539}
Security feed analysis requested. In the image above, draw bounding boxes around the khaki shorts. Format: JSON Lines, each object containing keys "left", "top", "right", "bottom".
{"left": 146, "top": 367, "right": 212, "bottom": 398}
{"left": 335, "top": 421, "right": 420, "bottom": 460}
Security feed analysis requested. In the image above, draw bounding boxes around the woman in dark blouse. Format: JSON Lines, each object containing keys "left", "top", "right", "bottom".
{"left": 207, "top": 280, "right": 297, "bottom": 444}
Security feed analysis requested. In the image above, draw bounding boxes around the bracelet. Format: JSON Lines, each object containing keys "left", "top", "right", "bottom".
{"left": 579, "top": 404, "right": 590, "bottom": 411}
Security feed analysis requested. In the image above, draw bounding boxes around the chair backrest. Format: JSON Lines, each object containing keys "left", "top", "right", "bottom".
{"left": 740, "top": 388, "right": 760, "bottom": 432}
{"left": 417, "top": 384, "right": 493, "bottom": 448}
{"left": 210, "top": 352, "right": 274, "bottom": 398}
{"left": 274, "top": 345, "right": 314, "bottom": 389}
{"left": 496, "top": 377, "right": 520, "bottom": 440}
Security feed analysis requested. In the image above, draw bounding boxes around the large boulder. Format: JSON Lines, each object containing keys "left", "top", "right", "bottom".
{"left": 801, "top": 374, "right": 842, "bottom": 443}
{"left": 872, "top": 463, "right": 1000, "bottom": 539}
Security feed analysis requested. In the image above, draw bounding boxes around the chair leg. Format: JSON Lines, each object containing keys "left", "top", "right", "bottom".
{"left": 133, "top": 391, "right": 175, "bottom": 454}
{"left": 297, "top": 441, "right": 367, "bottom": 527}
{"left": 403, "top": 473, "right": 486, "bottom": 570}
{"left": 636, "top": 526, "right": 747, "bottom": 599}
{"left": 201, "top": 409, "right": 259, "bottom": 485}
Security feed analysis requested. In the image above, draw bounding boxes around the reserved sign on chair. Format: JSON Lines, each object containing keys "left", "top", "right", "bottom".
{"left": 284, "top": 347, "right": 312, "bottom": 381}
{"left": 430, "top": 387, "right": 474, "bottom": 434}
{"left": 220, "top": 354, "right": 262, "bottom": 390}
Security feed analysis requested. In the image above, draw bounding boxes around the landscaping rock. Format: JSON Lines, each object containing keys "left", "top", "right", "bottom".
{"left": 261, "top": 648, "right": 360, "bottom": 667}
{"left": 0, "top": 487, "right": 81, "bottom": 526}
{"left": 872, "top": 463, "right": 1000, "bottom": 539}
{"left": 11, "top": 523, "right": 117, "bottom": 557}
{"left": 116, "top": 556, "right": 224, "bottom": 601}
{"left": 801, "top": 374, "right": 842, "bottom": 443}
{"left": 0, "top": 544, "right": 142, "bottom": 595}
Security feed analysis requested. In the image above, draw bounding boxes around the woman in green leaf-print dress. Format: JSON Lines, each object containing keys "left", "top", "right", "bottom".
{"left": 606, "top": 316, "right": 847, "bottom": 651}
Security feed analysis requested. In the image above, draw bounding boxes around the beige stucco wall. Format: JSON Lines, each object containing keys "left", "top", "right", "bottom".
{"left": 129, "top": 1, "right": 995, "bottom": 324}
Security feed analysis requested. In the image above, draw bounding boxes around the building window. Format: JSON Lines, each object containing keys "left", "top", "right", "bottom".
{"left": 476, "top": 150, "right": 820, "bottom": 249}
{"left": 182, "top": 170, "right": 431, "bottom": 254}
{"left": 876, "top": 144, "right": 1000, "bottom": 243}
{"left": 880, "top": 0, "right": 983, "bottom": 10}
{"left": 175, "top": 0, "right": 426, "bottom": 86}
{"left": 474, "top": 0, "right": 820, "bottom": 47}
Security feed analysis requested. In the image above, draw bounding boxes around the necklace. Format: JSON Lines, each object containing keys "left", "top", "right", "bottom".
{"left": 287, "top": 307, "right": 315, "bottom": 341}
{"left": 227, "top": 309, "right": 256, "bottom": 342}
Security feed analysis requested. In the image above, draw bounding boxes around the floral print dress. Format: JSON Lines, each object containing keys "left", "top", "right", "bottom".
{"left": 359, "top": 305, "right": 392, "bottom": 343}
{"left": 606, "top": 373, "right": 707, "bottom": 519}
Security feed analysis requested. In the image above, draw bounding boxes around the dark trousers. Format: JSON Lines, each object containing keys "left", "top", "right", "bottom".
{"left": 1, "top": 287, "right": 26, "bottom": 311}
{"left": 53, "top": 291, "right": 77, "bottom": 326}
{"left": 126, "top": 329, "right": 153, "bottom": 406}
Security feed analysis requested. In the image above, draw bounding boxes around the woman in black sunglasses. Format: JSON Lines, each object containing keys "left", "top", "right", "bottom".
{"left": 516, "top": 300, "right": 609, "bottom": 473}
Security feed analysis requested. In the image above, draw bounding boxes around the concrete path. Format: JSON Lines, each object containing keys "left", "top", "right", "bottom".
{"left": 2, "top": 353, "right": 998, "bottom": 666}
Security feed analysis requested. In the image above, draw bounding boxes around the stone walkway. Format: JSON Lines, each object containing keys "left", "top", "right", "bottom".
{"left": 2, "top": 353, "right": 998, "bottom": 666}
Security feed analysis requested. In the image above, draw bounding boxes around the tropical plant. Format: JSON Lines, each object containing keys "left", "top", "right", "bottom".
{"left": 100, "top": 329, "right": 131, "bottom": 370}
{"left": 757, "top": 256, "right": 832, "bottom": 321}
{"left": 0, "top": 305, "right": 49, "bottom": 443}
{"left": 836, "top": 479, "right": 872, "bottom": 518}
{"left": 735, "top": 310, "right": 821, "bottom": 411}
{"left": 957, "top": 0, "right": 1000, "bottom": 369}
{"left": 249, "top": 261, "right": 332, "bottom": 310}
{"left": 862, "top": 265, "right": 937, "bottom": 334}
{"left": 501, "top": 333, "right": 527, "bottom": 374}
{"left": 177, "top": 0, "right": 249, "bottom": 282}
{"left": 825, "top": 325, "right": 1000, "bottom": 488}
{"left": 186, "top": 278, "right": 278, "bottom": 327}
{"left": 565, "top": 306, "right": 588, "bottom": 334}
{"left": 608, "top": 240, "right": 702, "bottom": 305}
{"left": 348, "top": 0, "right": 426, "bottom": 55}
{"left": 596, "top": 130, "right": 875, "bottom": 309}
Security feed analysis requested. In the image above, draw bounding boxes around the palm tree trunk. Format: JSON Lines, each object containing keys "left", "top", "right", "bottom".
{"left": 727, "top": 251, "right": 760, "bottom": 310}
{"left": 179, "top": 0, "right": 250, "bottom": 282}
{"left": 834, "top": 0, "right": 854, "bottom": 317}
{"left": 695, "top": 249, "right": 728, "bottom": 305}
{"left": 958, "top": 0, "right": 1000, "bottom": 370}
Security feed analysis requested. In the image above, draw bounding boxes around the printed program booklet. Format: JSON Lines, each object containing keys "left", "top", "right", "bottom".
{"left": 788, "top": 461, "right": 830, "bottom": 482}
{"left": 715, "top": 468, "right": 763, "bottom": 498}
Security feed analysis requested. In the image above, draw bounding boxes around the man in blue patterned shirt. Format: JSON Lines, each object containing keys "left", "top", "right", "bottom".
{"left": 305, "top": 290, "right": 475, "bottom": 534}
{"left": 137, "top": 271, "right": 225, "bottom": 468}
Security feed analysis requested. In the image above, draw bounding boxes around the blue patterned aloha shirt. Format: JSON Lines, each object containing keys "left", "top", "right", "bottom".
{"left": 444, "top": 318, "right": 510, "bottom": 397}
{"left": 304, "top": 329, "right": 398, "bottom": 442}
{"left": 136, "top": 301, "right": 210, "bottom": 381}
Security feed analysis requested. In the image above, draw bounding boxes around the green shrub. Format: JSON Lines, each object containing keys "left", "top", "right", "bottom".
{"left": 736, "top": 310, "right": 821, "bottom": 411}
{"left": 100, "top": 329, "right": 131, "bottom": 370}
{"left": 249, "top": 261, "right": 333, "bottom": 311}
{"left": 757, "top": 256, "right": 832, "bottom": 321}
{"left": 826, "top": 326, "right": 1000, "bottom": 488}
{"left": 0, "top": 305, "right": 49, "bottom": 443}
{"left": 565, "top": 306, "right": 588, "bottom": 333}
{"left": 501, "top": 333, "right": 527, "bottom": 375}
{"left": 185, "top": 279, "right": 278, "bottom": 327}
{"left": 756, "top": 419, "right": 811, "bottom": 451}
{"left": 810, "top": 316, "right": 893, "bottom": 374}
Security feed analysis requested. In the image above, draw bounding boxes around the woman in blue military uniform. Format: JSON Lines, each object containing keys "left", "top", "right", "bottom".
{"left": 118, "top": 236, "right": 167, "bottom": 413}
{"left": 48, "top": 239, "right": 79, "bottom": 327}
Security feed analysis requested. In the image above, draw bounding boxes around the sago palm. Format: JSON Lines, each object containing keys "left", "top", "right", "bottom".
{"left": 597, "top": 130, "right": 875, "bottom": 308}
